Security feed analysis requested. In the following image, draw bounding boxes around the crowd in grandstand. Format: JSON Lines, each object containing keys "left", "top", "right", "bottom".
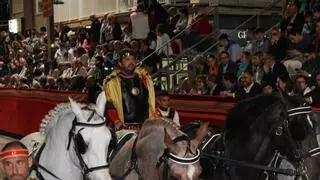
{"left": 0, "top": 1, "right": 319, "bottom": 104}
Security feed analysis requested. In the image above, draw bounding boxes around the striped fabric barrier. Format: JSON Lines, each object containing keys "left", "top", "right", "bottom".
{"left": 0, "top": 88, "right": 87, "bottom": 137}
{"left": 0, "top": 88, "right": 319, "bottom": 137}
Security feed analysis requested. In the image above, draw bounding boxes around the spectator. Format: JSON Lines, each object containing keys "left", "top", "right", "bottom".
{"left": 218, "top": 34, "right": 241, "bottom": 63}
{"left": 156, "top": 91, "right": 180, "bottom": 127}
{"left": 276, "top": 73, "right": 294, "bottom": 95}
{"left": 218, "top": 51, "right": 238, "bottom": 80}
{"left": 207, "top": 53, "right": 219, "bottom": 76}
{"left": 206, "top": 74, "right": 222, "bottom": 95}
{"left": 190, "top": 75, "right": 209, "bottom": 95}
{"left": 222, "top": 70, "right": 262, "bottom": 99}
{"left": 281, "top": 0, "right": 304, "bottom": 34}
{"left": 262, "top": 54, "right": 289, "bottom": 88}
{"left": 305, "top": 72, "right": 320, "bottom": 104}
{"left": 128, "top": 4, "right": 150, "bottom": 40}
{"left": 89, "top": 14, "right": 102, "bottom": 46}
{"left": 252, "top": 28, "right": 269, "bottom": 53}
{"left": 156, "top": 24, "right": 173, "bottom": 57}
{"left": 100, "top": 13, "right": 122, "bottom": 43}
{"left": 167, "top": 7, "right": 180, "bottom": 38}
{"left": 248, "top": 51, "right": 264, "bottom": 85}
{"left": 236, "top": 51, "right": 250, "bottom": 78}
{"left": 294, "top": 75, "right": 312, "bottom": 95}
{"left": 269, "top": 27, "right": 290, "bottom": 61}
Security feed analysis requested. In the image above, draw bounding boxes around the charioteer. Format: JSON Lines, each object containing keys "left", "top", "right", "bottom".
{"left": 104, "top": 48, "right": 156, "bottom": 130}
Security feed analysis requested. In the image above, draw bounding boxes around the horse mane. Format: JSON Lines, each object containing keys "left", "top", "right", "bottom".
{"left": 225, "top": 94, "right": 285, "bottom": 140}
{"left": 39, "top": 103, "right": 72, "bottom": 136}
{"left": 139, "top": 117, "right": 180, "bottom": 138}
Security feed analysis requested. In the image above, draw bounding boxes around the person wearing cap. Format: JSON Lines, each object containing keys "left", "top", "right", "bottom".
{"left": 104, "top": 48, "right": 155, "bottom": 130}
{"left": 156, "top": 91, "right": 180, "bottom": 128}
{"left": 0, "top": 141, "right": 35, "bottom": 180}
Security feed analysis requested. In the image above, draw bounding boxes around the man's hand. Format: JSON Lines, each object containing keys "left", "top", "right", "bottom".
{"left": 114, "top": 120, "right": 123, "bottom": 130}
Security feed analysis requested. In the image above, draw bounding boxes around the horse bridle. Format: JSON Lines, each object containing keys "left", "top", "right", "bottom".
{"left": 66, "top": 106, "right": 110, "bottom": 179}
{"left": 156, "top": 135, "right": 201, "bottom": 180}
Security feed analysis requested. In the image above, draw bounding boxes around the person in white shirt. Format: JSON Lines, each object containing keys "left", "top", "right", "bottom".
{"left": 156, "top": 91, "right": 180, "bottom": 128}
{"left": 156, "top": 24, "right": 173, "bottom": 57}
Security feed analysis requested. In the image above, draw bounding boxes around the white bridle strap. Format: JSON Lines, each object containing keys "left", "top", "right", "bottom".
{"left": 168, "top": 149, "right": 201, "bottom": 165}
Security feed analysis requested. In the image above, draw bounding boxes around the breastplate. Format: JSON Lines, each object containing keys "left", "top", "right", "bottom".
{"left": 121, "top": 75, "right": 149, "bottom": 124}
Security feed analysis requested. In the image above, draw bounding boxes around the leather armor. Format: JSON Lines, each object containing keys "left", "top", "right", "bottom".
{"left": 120, "top": 75, "right": 149, "bottom": 124}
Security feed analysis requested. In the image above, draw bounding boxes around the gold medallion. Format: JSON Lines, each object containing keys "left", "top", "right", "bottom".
{"left": 131, "top": 87, "right": 140, "bottom": 96}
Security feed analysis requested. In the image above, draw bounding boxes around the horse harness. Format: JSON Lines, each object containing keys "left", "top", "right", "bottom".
{"left": 202, "top": 104, "right": 317, "bottom": 179}
{"left": 31, "top": 106, "right": 115, "bottom": 180}
{"left": 112, "top": 134, "right": 201, "bottom": 180}
{"left": 156, "top": 135, "right": 201, "bottom": 180}
{"left": 66, "top": 106, "right": 113, "bottom": 179}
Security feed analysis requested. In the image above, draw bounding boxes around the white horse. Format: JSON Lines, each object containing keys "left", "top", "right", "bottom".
{"left": 21, "top": 96, "right": 112, "bottom": 180}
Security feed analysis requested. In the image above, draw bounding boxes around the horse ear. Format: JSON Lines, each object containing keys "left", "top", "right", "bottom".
{"left": 96, "top": 92, "right": 107, "bottom": 116}
{"left": 69, "top": 97, "right": 83, "bottom": 119}
{"left": 164, "top": 128, "right": 174, "bottom": 147}
{"left": 192, "top": 121, "right": 209, "bottom": 147}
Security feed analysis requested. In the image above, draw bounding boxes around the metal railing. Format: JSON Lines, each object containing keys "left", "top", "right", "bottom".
{"left": 137, "top": 5, "right": 221, "bottom": 67}
{"left": 152, "top": 0, "right": 284, "bottom": 90}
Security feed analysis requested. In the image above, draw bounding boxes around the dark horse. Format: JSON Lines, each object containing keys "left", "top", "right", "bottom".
{"left": 182, "top": 94, "right": 320, "bottom": 180}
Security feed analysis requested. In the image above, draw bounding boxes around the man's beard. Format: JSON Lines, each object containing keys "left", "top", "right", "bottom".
{"left": 120, "top": 66, "right": 136, "bottom": 75}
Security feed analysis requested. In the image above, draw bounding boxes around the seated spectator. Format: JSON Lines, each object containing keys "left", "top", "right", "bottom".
{"left": 302, "top": 11, "right": 314, "bottom": 35}
{"left": 262, "top": 54, "right": 289, "bottom": 89}
{"left": 218, "top": 51, "right": 238, "bottom": 80}
{"left": 262, "top": 82, "right": 275, "bottom": 95}
{"left": 206, "top": 74, "right": 222, "bottom": 95}
{"left": 207, "top": 53, "right": 219, "bottom": 76}
{"left": 195, "top": 56, "right": 209, "bottom": 75}
{"left": 156, "top": 91, "right": 180, "bottom": 127}
{"left": 305, "top": 72, "right": 320, "bottom": 104}
{"left": 248, "top": 51, "right": 264, "bottom": 85}
{"left": 122, "top": 26, "right": 132, "bottom": 43}
{"left": 218, "top": 34, "right": 241, "bottom": 63}
{"left": 190, "top": 75, "right": 209, "bottom": 95}
{"left": 281, "top": 0, "right": 304, "bottom": 34}
{"left": 176, "top": 76, "right": 194, "bottom": 94}
{"left": 189, "top": 4, "right": 212, "bottom": 36}
{"left": 252, "top": 28, "right": 269, "bottom": 53}
{"left": 276, "top": 73, "right": 294, "bottom": 95}
{"left": 221, "top": 70, "right": 262, "bottom": 99}
{"left": 236, "top": 51, "right": 250, "bottom": 78}
{"left": 220, "top": 73, "right": 237, "bottom": 93}
{"left": 268, "top": 27, "right": 289, "bottom": 61}
{"left": 294, "top": 75, "right": 312, "bottom": 96}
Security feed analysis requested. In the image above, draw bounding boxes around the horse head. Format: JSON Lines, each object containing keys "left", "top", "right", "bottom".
{"left": 159, "top": 120, "right": 209, "bottom": 180}
{"left": 68, "top": 96, "right": 112, "bottom": 180}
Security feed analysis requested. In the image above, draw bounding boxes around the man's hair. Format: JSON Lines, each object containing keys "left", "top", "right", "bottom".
{"left": 207, "top": 74, "right": 218, "bottom": 83}
{"left": 296, "top": 75, "right": 308, "bottom": 83}
{"left": 218, "top": 33, "right": 229, "bottom": 41}
{"left": 1, "top": 141, "right": 28, "bottom": 152}
{"left": 223, "top": 73, "right": 236, "bottom": 82}
{"left": 219, "top": 51, "right": 230, "bottom": 57}
{"left": 119, "top": 48, "right": 136, "bottom": 62}
{"left": 158, "top": 90, "right": 170, "bottom": 98}
{"left": 243, "top": 69, "right": 254, "bottom": 77}
{"left": 255, "top": 28, "right": 264, "bottom": 34}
